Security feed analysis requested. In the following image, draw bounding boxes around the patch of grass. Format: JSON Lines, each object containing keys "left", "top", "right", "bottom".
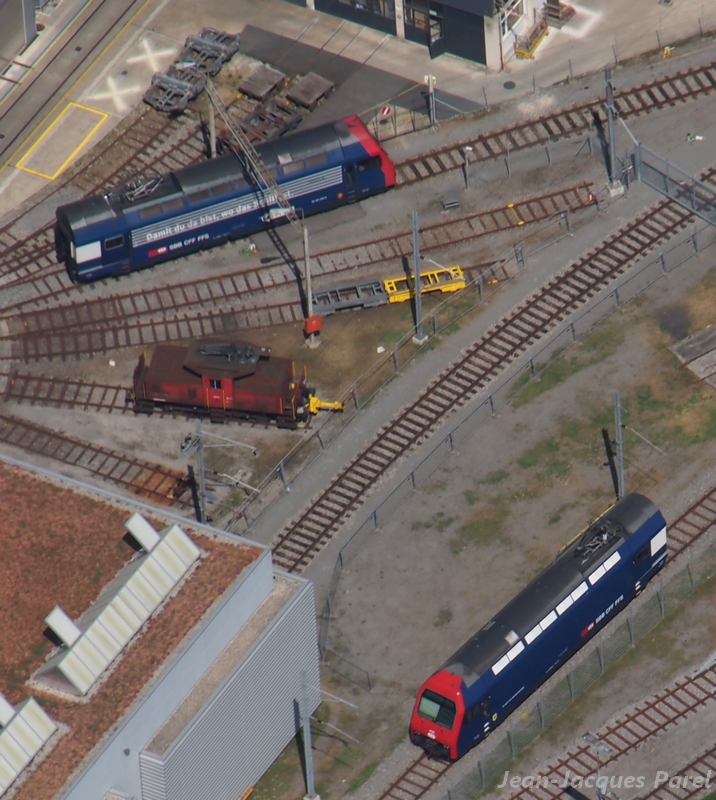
{"left": 549, "top": 501, "right": 580, "bottom": 525}
{"left": 452, "top": 501, "right": 510, "bottom": 551}
{"left": 478, "top": 469, "right": 509, "bottom": 485}
{"left": 411, "top": 511, "right": 455, "bottom": 532}
{"left": 434, "top": 608, "right": 453, "bottom": 628}
{"left": 347, "top": 761, "right": 380, "bottom": 793}
{"left": 512, "top": 324, "right": 625, "bottom": 409}
{"left": 464, "top": 489, "right": 478, "bottom": 505}
{"left": 518, "top": 438, "right": 559, "bottom": 469}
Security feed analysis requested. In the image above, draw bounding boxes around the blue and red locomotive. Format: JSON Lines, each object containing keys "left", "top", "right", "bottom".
{"left": 55, "top": 115, "right": 396, "bottom": 282}
{"left": 410, "top": 493, "right": 668, "bottom": 761}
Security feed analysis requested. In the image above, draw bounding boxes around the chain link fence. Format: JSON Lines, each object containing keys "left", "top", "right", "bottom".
{"left": 315, "top": 210, "right": 716, "bottom": 662}
{"left": 441, "top": 536, "right": 716, "bottom": 800}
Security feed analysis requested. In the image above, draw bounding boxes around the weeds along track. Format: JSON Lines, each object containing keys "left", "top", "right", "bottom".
{"left": 1, "top": 185, "right": 595, "bottom": 361}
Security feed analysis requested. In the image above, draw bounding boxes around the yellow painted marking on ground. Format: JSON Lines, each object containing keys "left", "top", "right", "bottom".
{"left": 16, "top": 102, "right": 108, "bottom": 180}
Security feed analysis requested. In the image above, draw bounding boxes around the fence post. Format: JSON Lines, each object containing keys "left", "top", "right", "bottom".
{"left": 567, "top": 672, "right": 575, "bottom": 701}
{"left": 658, "top": 586, "right": 665, "bottom": 618}
{"left": 488, "top": 394, "right": 495, "bottom": 415}
{"left": 317, "top": 429, "right": 326, "bottom": 450}
{"left": 537, "top": 698, "right": 545, "bottom": 731}
{"left": 570, "top": 321, "right": 577, "bottom": 341}
{"left": 449, "top": 432, "right": 454, "bottom": 451}
{"left": 598, "top": 641, "right": 605, "bottom": 674}
{"left": 614, "top": 286, "right": 621, "bottom": 307}
{"left": 411, "top": 469, "right": 417, "bottom": 490}
{"left": 392, "top": 350, "right": 400, "bottom": 373}
{"left": 529, "top": 357, "right": 536, "bottom": 377}
{"left": 508, "top": 730, "right": 516, "bottom": 758}
{"left": 627, "top": 614, "right": 634, "bottom": 646}
{"left": 351, "top": 384, "right": 361, "bottom": 410}
{"left": 692, "top": 228, "right": 699, "bottom": 253}
{"left": 659, "top": 251, "right": 666, "bottom": 272}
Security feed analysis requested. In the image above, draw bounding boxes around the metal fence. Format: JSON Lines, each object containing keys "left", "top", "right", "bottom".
{"left": 315, "top": 209, "right": 716, "bottom": 660}
{"left": 440, "top": 535, "right": 716, "bottom": 800}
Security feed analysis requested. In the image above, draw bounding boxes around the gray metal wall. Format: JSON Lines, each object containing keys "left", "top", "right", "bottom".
{"left": 0, "top": 0, "right": 35, "bottom": 72}
{"left": 62, "top": 550, "right": 276, "bottom": 800}
{"left": 139, "top": 580, "right": 320, "bottom": 800}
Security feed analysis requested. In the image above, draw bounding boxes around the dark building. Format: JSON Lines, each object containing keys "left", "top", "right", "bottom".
{"left": 290, "top": 0, "right": 538, "bottom": 67}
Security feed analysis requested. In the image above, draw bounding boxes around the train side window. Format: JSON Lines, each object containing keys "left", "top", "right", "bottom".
{"left": 305, "top": 153, "right": 328, "bottom": 168}
{"left": 357, "top": 155, "right": 381, "bottom": 172}
{"left": 104, "top": 235, "right": 124, "bottom": 251}
{"left": 345, "top": 166, "right": 354, "bottom": 186}
{"left": 162, "top": 197, "right": 184, "bottom": 212}
{"left": 636, "top": 544, "right": 650, "bottom": 564}
{"left": 282, "top": 160, "right": 305, "bottom": 175}
{"left": 210, "top": 182, "right": 234, "bottom": 197}
{"left": 187, "top": 189, "right": 211, "bottom": 203}
{"left": 209, "top": 379, "right": 221, "bottom": 389}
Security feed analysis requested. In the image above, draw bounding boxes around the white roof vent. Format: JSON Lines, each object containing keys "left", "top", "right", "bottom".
{"left": 0, "top": 693, "right": 56, "bottom": 796}
{"left": 40, "top": 516, "right": 200, "bottom": 696}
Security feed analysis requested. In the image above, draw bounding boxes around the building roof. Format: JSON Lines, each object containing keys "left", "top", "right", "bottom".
{"left": 0, "top": 461, "right": 262, "bottom": 800}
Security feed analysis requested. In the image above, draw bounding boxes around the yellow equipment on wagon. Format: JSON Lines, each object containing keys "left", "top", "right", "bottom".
{"left": 383, "top": 265, "right": 465, "bottom": 304}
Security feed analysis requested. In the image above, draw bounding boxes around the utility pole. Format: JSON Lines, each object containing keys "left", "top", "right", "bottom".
{"left": 303, "top": 223, "right": 320, "bottom": 348}
{"left": 614, "top": 391, "right": 625, "bottom": 499}
{"left": 301, "top": 671, "right": 319, "bottom": 800}
{"left": 195, "top": 419, "right": 207, "bottom": 524}
{"left": 424, "top": 74, "right": 437, "bottom": 128}
{"left": 463, "top": 145, "right": 473, "bottom": 189}
{"left": 605, "top": 68, "right": 623, "bottom": 195}
{"left": 412, "top": 211, "right": 427, "bottom": 345}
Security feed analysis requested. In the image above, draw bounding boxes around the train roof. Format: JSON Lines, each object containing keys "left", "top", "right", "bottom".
{"left": 56, "top": 194, "right": 117, "bottom": 231}
{"left": 442, "top": 493, "right": 659, "bottom": 684}
{"left": 184, "top": 341, "right": 268, "bottom": 378}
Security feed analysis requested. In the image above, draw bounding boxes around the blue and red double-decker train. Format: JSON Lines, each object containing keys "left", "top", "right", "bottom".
{"left": 410, "top": 493, "right": 668, "bottom": 761}
{"left": 55, "top": 115, "right": 396, "bottom": 282}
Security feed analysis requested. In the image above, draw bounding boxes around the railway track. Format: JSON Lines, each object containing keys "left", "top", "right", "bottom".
{"left": 0, "top": 413, "right": 190, "bottom": 506}
{"left": 2, "top": 372, "right": 128, "bottom": 413}
{"left": 639, "top": 740, "right": 716, "bottom": 800}
{"left": 270, "top": 195, "right": 694, "bottom": 573}
{"left": 1, "top": 185, "right": 594, "bottom": 362}
{"left": 4, "top": 57, "right": 716, "bottom": 304}
{"left": 379, "top": 753, "right": 451, "bottom": 800}
{"left": 395, "top": 60, "right": 716, "bottom": 186}
{"left": 496, "top": 668, "right": 716, "bottom": 800}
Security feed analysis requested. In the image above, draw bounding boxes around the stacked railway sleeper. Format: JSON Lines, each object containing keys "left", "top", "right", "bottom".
{"left": 0, "top": 185, "right": 594, "bottom": 361}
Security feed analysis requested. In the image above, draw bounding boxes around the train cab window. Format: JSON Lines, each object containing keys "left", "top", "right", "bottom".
{"left": 417, "top": 689, "right": 456, "bottom": 729}
{"left": 188, "top": 189, "right": 211, "bottom": 203}
{"left": 282, "top": 160, "right": 305, "bottom": 175}
{"left": 636, "top": 544, "right": 650, "bottom": 564}
{"left": 305, "top": 153, "right": 328, "bottom": 168}
{"left": 210, "top": 182, "right": 234, "bottom": 197}
{"left": 104, "top": 235, "right": 124, "bottom": 251}
{"left": 345, "top": 165, "right": 354, "bottom": 186}
{"left": 162, "top": 197, "right": 184, "bottom": 212}
{"left": 357, "top": 155, "right": 381, "bottom": 172}
{"left": 209, "top": 379, "right": 221, "bottom": 389}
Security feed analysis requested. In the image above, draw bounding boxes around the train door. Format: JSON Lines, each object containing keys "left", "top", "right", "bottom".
{"left": 633, "top": 526, "right": 667, "bottom": 593}
{"left": 343, "top": 165, "right": 357, "bottom": 203}
{"left": 204, "top": 377, "right": 226, "bottom": 409}
{"left": 102, "top": 233, "right": 131, "bottom": 273}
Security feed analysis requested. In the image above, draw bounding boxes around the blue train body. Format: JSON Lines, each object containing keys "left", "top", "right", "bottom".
{"left": 410, "top": 493, "right": 668, "bottom": 761}
{"left": 55, "top": 116, "right": 396, "bottom": 282}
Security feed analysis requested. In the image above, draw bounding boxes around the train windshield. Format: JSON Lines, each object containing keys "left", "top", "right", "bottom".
{"left": 417, "top": 689, "right": 456, "bottom": 729}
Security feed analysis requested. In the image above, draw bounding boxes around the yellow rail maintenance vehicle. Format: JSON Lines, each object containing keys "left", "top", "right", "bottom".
{"left": 383, "top": 265, "right": 465, "bottom": 304}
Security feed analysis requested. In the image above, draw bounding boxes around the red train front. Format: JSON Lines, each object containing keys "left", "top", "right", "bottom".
{"left": 410, "top": 670, "right": 464, "bottom": 761}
